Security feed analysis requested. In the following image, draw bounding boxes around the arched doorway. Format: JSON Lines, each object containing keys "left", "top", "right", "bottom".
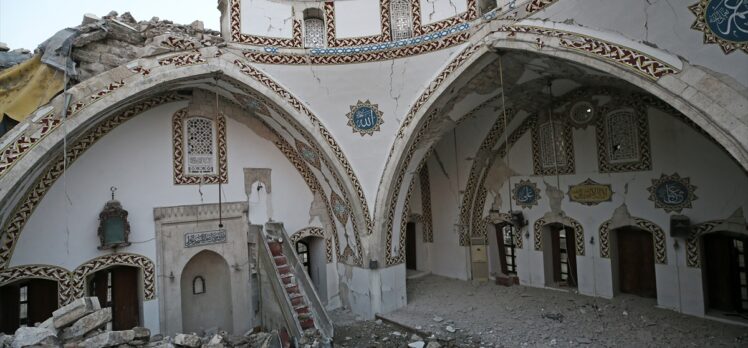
{"left": 0, "top": 279, "right": 58, "bottom": 333}
{"left": 614, "top": 226, "right": 656, "bottom": 298}
{"left": 494, "top": 222, "right": 518, "bottom": 278}
{"left": 295, "top": 236, "right": 327, "bottom": 303}
{"left": 181, "top": 250, "right": 233, "bottom": 333}
{"left": 88, "top": 266, "right": 140, "bottom": 330}
{"left": 543, "top": 223, "right": 577, "bottom": 288}
{"left": 703, "top": 232, "right": 748, "bottom": 314}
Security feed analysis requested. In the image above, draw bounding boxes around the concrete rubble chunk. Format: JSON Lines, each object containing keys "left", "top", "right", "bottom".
{"left": 0, "top": 42, "right": 8, "bottom": 52}
{"left": 53, "top": 297, "right": 101, "bottom": 329}
{"left": 408, "top": 341, "right": 425, "bottom": 348}
{"left": 119, "top": 12, "right": 137, "bottom": 24}
{"left": 173, "top": 333, "right": 201, "bottom": 347}
{"left": 425, "top": 342, "right": 441, "bottom": 348}
{"left": 10, "top": 327, "right": 59, "bottom": 348}
{"left": 60, "top": 308, "right": 112, "bottom": 342}
{"left": 1, "top": 334, "right": 14, "bottom": 347}
{"left": 80, "top": 330, "right": 135, "bottom": 348}
{"left": 190, "top": 20, "right": 204, "bottom": 32}
{"left": 73, "top": 28, "right": 107, "bottom": 47}
{"left": 81, "top": 13, "right": 101, "bottom": 26}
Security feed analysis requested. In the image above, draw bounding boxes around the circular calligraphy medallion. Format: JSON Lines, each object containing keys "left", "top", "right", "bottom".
{"left": 512, "top": 180, "right": 541, "bottom": 209}
{"left": 654, "top": 180, "right": 689, "bottom": 207}
{"left": 647, "top": 173, "right": 698, "bottom": 213}
{"left": 347, "top": 100, "right": 384, "bottom": 136}
{"left": 705, "top": 0, "right": 748, "bottom": 43}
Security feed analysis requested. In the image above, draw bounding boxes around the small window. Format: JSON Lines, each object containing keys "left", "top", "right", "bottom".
{"left": 390, "top": 0, "right": 413, "bottom": 40}
{"left": 193, "top": 276, "right": 205, "bottom": 294}
{"left": 185, "top": 117, "right": 216, "bottom": 175}
{"left": 604, "top": 110, "right": 639, "bottom": 164}
{"left": 539, "top": 120, "right": 569, "bottom": 168}
{"left": 304, "top": 8, "right": 325, "bottom": 48}
{"left": 19, "top": 285, "right": 28, "bottom": 327}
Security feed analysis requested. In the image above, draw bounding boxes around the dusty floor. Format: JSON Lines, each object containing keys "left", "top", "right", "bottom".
{"left": 332, "top": 275, "right": 748, "bottom": 347}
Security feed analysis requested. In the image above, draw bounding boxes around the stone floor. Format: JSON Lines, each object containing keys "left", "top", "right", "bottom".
{"left": 333, "top": 274, "right": 748, "bottom": 347}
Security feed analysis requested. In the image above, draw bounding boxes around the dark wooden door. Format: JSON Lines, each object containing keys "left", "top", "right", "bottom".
{"left": 0, "top": 285, "right": 20, "bottom": 334}
{"left": 496, "top": 225, "right": 509, "bottom": 275}
{"left": 112, "top": 267, "right": 139, "bottom": 330}
{"left": 617, "top": 228, "right": 656, "bottom": 298}
{"left": 704, "top": 234, "right": 748, "bottom": 312}
{"left": 551, "top": 225, "right": 577, "bottom": 287}
{"left": 27, "top": 280, "right": 58, "bottom": 326}
{"left": 406, "top": 222, "right": 417, "bottom": 270}
{"left": 565, "top": 228, "right": 577, "bottom": 287}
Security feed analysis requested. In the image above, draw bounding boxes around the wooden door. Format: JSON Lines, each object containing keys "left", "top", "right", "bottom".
{"left": 496, "top": 225, "right": 509, "bottom": 275}
{"left": 406, "top": 222, "right": 417, "bottom": 270}
{"left": 27, "top": 280, "right": 58, "bottom": 326}
{"left": 704, "top": 234, "right": 748, "bottom": 312}
{"left": 0, "top": 285, "right": 20, "bottom": 334}
{"left": 111, "top": 267, "right": 139, "bottom": 330}
{"left": 617, "top": 228, "right": 656, "bottom": 298}
{"left": 565, "top": 227, "right": 577, "bottom": 287}
{"left": 551, "top": 227, "right": 562, "bottom": 283}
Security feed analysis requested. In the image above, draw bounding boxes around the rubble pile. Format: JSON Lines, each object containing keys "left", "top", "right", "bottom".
{"left": 71, "top": 11, "right": 224, "bottom": 81}
{"left": 0, "top": 297, "right": 304, "bottom": 348}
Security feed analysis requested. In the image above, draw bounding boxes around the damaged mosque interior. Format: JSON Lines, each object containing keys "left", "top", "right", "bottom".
{"left": 0, "top": 0, "right": 747, "bottom": 346}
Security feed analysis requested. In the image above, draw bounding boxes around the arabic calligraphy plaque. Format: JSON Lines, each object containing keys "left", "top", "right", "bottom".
{"left": 647, "top": 173, "right": 698, "bottom": 213}
{"left": 185, "top": 229, "right": 227, "bottom": 248}
{"left": 347, "top": 100, "right": 384, "bottom": 136}
{"left": 512, "top": 180, "right": 541, "bottom": 209}
{"left": 568, "top": 179, "right": 612, "bottom": 206}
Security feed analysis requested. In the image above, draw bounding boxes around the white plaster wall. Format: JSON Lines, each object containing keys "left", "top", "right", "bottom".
{"left": 419, "top": 0, "right": 468, "bottom": 25}
{"left": 11, "top": 101, "right": 318, "bottom": 333}
{"left": 427, "top": 101, "right": 748, "bottom": 316}
{"left": 530, "top": 0, "right": 748, "bottom": 87}
{"left": 240, "top": 0, "right": 295, "bottom": 38}
{"left": 334, "top": 0, "right": 383, "bottom": 38}
{"left": 256, "top": 45, "right": 465, "bottom": 210}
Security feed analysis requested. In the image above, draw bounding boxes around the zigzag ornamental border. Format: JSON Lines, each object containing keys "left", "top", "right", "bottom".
{"left": 596, "top": 99, "right": 652, "bottom": 173}
{"left": 598, "top": 218, "right": 667, "bottom": 264}
{"left": 72, "top": 253, "right": 156, "bottom": 300}
{"left": 419, "top": 164, "right": 434, "bottom": 243}
{"left": 0, "top": 265, "right": 73, "bottom": 305}
{"left": 385, "top": 109, "right": 439, "bottom": 265}
{"left": 496, "top": 25, "right": 678, "bottom": 80}
{"left": 525, "top": 0, "right": 560, "bottom": 13}
{"left": 232, "top": 60, "right": 373, "bottom": 235}
{"left": 0, "top": 80, "right": 127, "bottom": 179}
{"left": 412, "top": 0, "right": 478, "bottom": 36}
{"left": 242, "top": 31, "right": 471, "bottom": 65}
{"left": 158, "top": 52, "right": 206, "bottom": 67}
{"left": 290, "top": 226, "right": 333, "bottom": 263}
{"left": 685, "top": 220, "right": 721, "bottom": 268}
{"left": 0, "top": 94, "right": 186, "bottom": 269}
{"left": 324, "top": 0, "right": 392, "bottom": 47}
{"left": 172, "top": 109, "right": 229, "bottom": 185}
{"left": 230, "top": 0, "right": 303, "bottom": 48}
{"left": 533, "top": 216, "right": 585, "bottom": 256}
{"left": 387, "top": 175, "right": 417, "bottom": 266}
{"left": 397, "top": 44, "right": 480, "bottom": 138}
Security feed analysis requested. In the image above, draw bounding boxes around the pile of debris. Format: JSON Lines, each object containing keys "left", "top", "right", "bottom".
{"left": 70, "top": 10, "right": 223, "bottom": 81}
{"left": 0, "top": 297, "right": 150, "bottom": 347}
{"left": 0, "top": 297, "right": 295, "bottom": 348}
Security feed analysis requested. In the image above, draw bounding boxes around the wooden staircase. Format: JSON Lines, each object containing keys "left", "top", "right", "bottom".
{"left": 268, "top": 240, "right": 316, "bottom": 331}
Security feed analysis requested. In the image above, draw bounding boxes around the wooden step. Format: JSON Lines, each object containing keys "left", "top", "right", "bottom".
{"left": 274, "top": 255, "right": 287, "bottom": 266}
{"left": 299, "top": 318, "right": 315, "bottom": 330}
{"left": 289, "top": 293, "right": 305, "bottom": 306}
{"left": 268, "top": 241, "right": 283, "bottom": 256}
{"left": 276, "top": 265, "right": 290, "bottom": 274}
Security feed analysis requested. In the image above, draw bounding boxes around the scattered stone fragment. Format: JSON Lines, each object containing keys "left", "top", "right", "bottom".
{"left": 541, "top": 312, "right": 564, "bottom": 322}
{"left": 81, "top": 13, "right": 101, "bottom": 25}
{"left": 432, "top": 316, "right": 443, "bottom": 323}
{"left": 80, "top": 330, "right": 135, "bottom": 348}
{"left": 445, "top": 326, "right": 456, "bottom": 333}
{"left": 61, "top": 307, "right": 111, "bottom": 341}
{"left": 425, "top": 341, "right": 441, "bottom": 348}
{"left": 0, "top": 42, "right": 8, "bottom": 52}
{"left": 173, "top": 333, "right": 201, "bottom": 347}
{"left": 11, "top": 327, "right": 58, "bottom": 348}
{"left": 408, "top": 341, "right": 425, "bottom": 348}
{"left": 53, "top": 297, "right": 101, "bottom": 329}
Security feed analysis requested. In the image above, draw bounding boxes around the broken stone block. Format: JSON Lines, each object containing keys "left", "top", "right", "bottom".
{"left": 61, "top": 308, "right": 111, "bottom": 342}
{"left": 81, "top": 330, "right": 135, "bottom": 348}
{"left": 0, "top": 42, "right": 8, "bottom": 52}
{"left": 425, "top": 342, "right": 441, "bottom": 348}
{"left": 107, "top": 19, "right": 145, "bottom": 45}
{"left": 11, "top": 327, "right": 59, "bottom": 348}
{"left": 408, "top": 341, "right": 425, "bottom": 348}
{"left": 190, "top": 21, "right": 204, "bottom": 32}
{"left": 82, "top": 13, "right": 101, "bottom": 26}
{"left": 73, "top": 30, "right": 107, "bottom": 48}
{"left": 129, "top": 327, "right": 151, "bottom": 345}
{"left": 0, "top": 333, "right": 14, "bottom": 347}
{"left": 173, "top": 334, "right": 201, "bottom": 348}
{"left": 119, "top": 12, "right": 137, "bottom": 24}
{"left": 53, "top": 297, "right": 101, "bottom": 329}
{"left": 38, "top": 317, "right": 55, "bottom": 331}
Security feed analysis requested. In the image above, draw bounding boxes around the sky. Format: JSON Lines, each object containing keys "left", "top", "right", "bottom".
{"left": 0, "top": 0, "right": 221, "bottom": 50}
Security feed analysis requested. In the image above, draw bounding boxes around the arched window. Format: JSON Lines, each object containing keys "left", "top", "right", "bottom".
{"left": 192, "top": 276, "right": 205, "bottom": 294}
{"left": 303, "top": 9, "right": 325, "bottom": 48}
{"left": 185, "top": 117, "right": 216, "bottom": 175}
{"left": 390, "top": 0, "right": 413, "bottom": 40}
{"left": 596, "top": 103, "right": 651, "bottom": 172}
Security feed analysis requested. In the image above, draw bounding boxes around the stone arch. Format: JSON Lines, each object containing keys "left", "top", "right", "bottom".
{"left": 599, "top": 218, "right": 667, "bottom": 264}
{"left": 0, "top": 53, "right": 367, "bottom": 268}
{"left": 375, "top": 26, "right": 748, "bottom": 266}
{"left": 180, "top": 249, "right": 233, "bottom": 333}
{"left": 533, "top": 216, "right": 585, "bottom": 256}
{"left": 685, "top": 212, "right": 748, "bottom": 268}
{"left": 291, "top": 226, "right": 333, "bottom": 263}
{"left": 0, "top": 264, "right": 72, "bottom": 305}
{"left": 72, "top": 253, "right": 155, "bottom": 300}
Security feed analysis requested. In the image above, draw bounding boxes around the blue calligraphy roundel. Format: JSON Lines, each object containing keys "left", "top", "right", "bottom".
{"left": 353, "top": 106, "right": 379, "bottom": 131}
{"left": 705, "top": 0, "right": 748, "bottom": 43}
{"left": 516, "top": 185, "right": 537, "bottom": 204}
{"left": 654, "top": 180, "right": 689, "bottom": 207}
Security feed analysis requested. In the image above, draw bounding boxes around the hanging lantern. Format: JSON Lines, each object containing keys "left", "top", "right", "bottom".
{"left": 97, "top": 187, "right": 131, "bottom": 250}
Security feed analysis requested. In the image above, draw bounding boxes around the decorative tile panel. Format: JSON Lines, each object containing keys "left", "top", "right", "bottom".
{"left": 596, "top": 100, "right": 651, "bottom": 172}
{"left": 330, "top": 191, "right": 350, "bottom": 226}
{"left": 295, "top": 139, "right": 322, "bottom": 170}
{"left": 419, "top": 164, "right": 434, "bottom": 243}
{"left": 172, "top": 109, "right": 228, "bottom": 185}
{"left": 685, "top": 220, "right": 720, "bottom": 268}
{"left": 304, "top": 18, "right": 326, "bottom": 48}
{"left": 532, "top": 118, "right": 575, "bottom": 175}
